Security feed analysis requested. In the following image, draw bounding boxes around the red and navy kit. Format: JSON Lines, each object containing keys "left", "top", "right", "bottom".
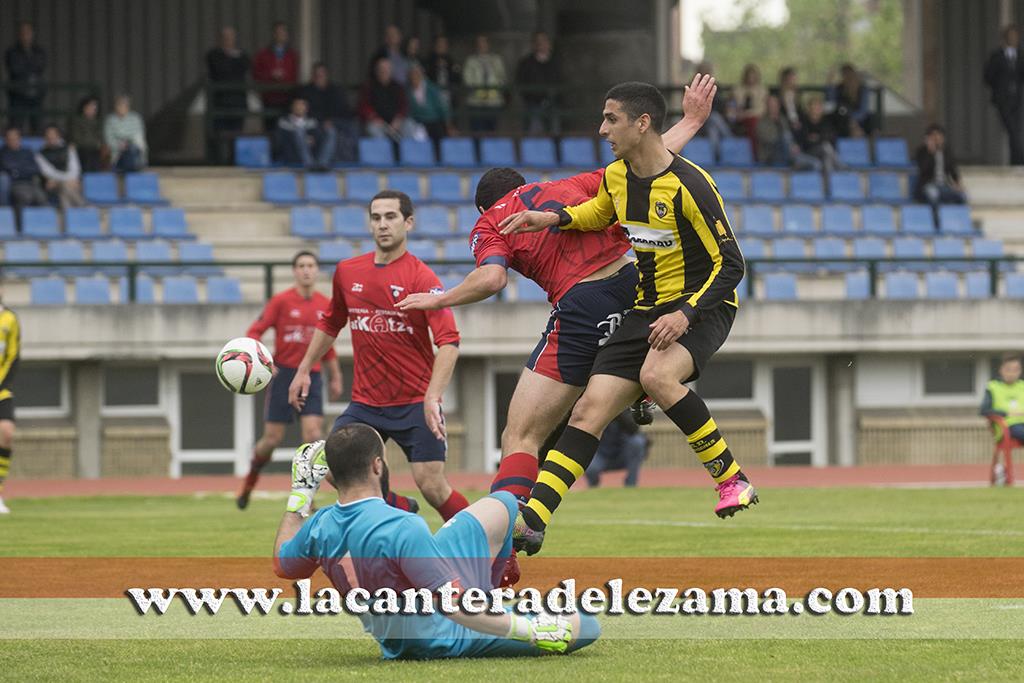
{"left": 248, "top": 288, "right": 337, "bottom": 422}
{"left": 318, "top": 252, "right": 461, "bottom": 462}
{"left": 469, "top": 171, "right": 639, "bottom": 387}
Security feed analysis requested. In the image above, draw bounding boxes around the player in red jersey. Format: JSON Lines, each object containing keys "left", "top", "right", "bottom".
{"left": 289, "top": 190, "right": 470, "bottom": 521}
{"left": 237, "top": 251, "right": 343, "bottom": 509}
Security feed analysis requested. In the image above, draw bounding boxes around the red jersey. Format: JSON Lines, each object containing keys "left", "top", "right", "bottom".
{"left": 247, "top": 288, "right": 337, "bottom": 372}
{"left": 470, "top": 170, "right": 631, "bottom": 304}
{"left": 317, "top": 251, "right": 460, "bottom": 407}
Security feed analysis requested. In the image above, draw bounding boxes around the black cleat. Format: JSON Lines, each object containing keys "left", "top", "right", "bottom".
{"left": 631, "top": 396, "right": 656, "bottom": 426}
{"left": 236, "top": 490, "right": 251, "bottom": 510}
{"left": 407, "top": 497, "right": 420, "bottom": 514}
{"left": 512, "top": 512, "right": 546, "bottom": 556}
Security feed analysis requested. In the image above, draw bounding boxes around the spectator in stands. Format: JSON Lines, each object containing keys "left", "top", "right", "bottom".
{"left": 692, "top": 61, "right": 735, "bottom": 150}
{"left": 104, "top": 94, "right": 147, "bottom": 173}
{"left": 69, "top": 95, "right": 106, "bottom": 172}
{"left": 4, "top": 22, "right": 47, "bottom": 135}
{"left": 252, "top": 21, "right": 299, "bottom": 132}
{"left": 829, "top": 63, "right": 876, "bottom": 138}
{"left": 775, "top": 66, "right": 805, "bottom": 134}
{"left": 913, "top": 124, "right": 966, "bottom": 214}
{"left": 274, "top": 97, "right": 336, "bottom": 170}
{"left": 0, "top": 127, "right": 48, "bottom": 229}
{"left": 980, "top": 353, "right": 1024, "bottom": 447}
{"left": 584, "top": 409, "right": 649, "bottom": 488}
{"left": 424, "top": 35, "right": 461, "bottom": 108}
{"left": 407, "top": 63, "right": 451, "bottom": 149}
{"left": 983, "top": 25, "right": 1024, "bottom": 165}
{"left": 403, "top": 35, "right": 424, "bottom": 73}
{"left": 298, "top": 62, "right": 358, "bottom": 164}
{"left": 795, "top": 97, "right": 841, "bottom": 172}
{"left": 35, "top": 124, "right": 85, "bottom": 208}
{"left": 206, "top": 26, "right": 251, "bottom": 136}
{"left": 516, "top": 31, "right": 561, "bottom": 135}
{"left": 359, "top": 57, "right": 423, "bottom": 143}
{"left": 756, "top": 95, "right": 821, "bottom": 170}
{"left": 463, "top": 34, "right": 507, "bottom": 132}
{"left": 732, "top": 64, "right": 767, "bottom": 146}
{"left": 373, "top": 25, "right": 410, "bottom": 86}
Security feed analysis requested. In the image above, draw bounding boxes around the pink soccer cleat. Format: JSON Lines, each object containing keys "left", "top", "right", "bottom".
{"left": 714, "top": 474, "right": 758, "bottom": 518}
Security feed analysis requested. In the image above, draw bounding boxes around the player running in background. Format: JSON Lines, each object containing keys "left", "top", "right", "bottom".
{"left": 274, "top": 425, "right": 597, "bottom": 659}
{"left": 0, "top": 295, "right": 20, "bottom": 514}
{"left": 501, "top": 82, "right": 753, "bottom": 553}
{"left": 289, "top": 191, "right": 469, "bottom": 521}
{"left": 237, "top": 250, "right": 343, "bottom": 510}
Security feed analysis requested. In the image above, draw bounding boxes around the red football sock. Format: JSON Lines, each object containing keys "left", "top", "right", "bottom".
{"left": 436, "top": 489, "right": 469, "bottom": 521}
{"left": 489, "top": 452, "right": 539, "bottom": 504}
{"left": 242, "top": 454, "right": 271, "bottom": 492}
{"left": 386, "top": 491, "right": 416, "bottom": 511}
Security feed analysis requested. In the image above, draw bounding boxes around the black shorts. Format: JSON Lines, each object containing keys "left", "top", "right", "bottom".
{"left": 332, "top": 401, "right": 446, "bottom": 463}
{"left": 0, "top": 397, "right": 12, "bottom": 422}
{"left": 264, "top": 367, "right": 323, "bottom": 423}
{"left": 589, "top": 301, "right": 736, "bottom": 385}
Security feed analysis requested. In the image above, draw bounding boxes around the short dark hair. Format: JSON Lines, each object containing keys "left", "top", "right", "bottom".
{"left": 474, "top": 167, "right": 526, "bottom": 211}
{"left": 1001, "top": 353, "right": 1022, "bottom": 366}
{"left": 325, "top": 424, "right": 384, "bottom": 488}
{"left": 779, "top": 66, "right": 796, "bottom": 81}
{"left": 370, "top": 190, "right": 414, "bottom": 218}
{"left": 925, "top": 123, "right": 945, "bottom": 136}
{"left": 604, "top": 81, "right": 666, "bottom": 132}
{"left": 272, "top": 20, "right": 287, "bottom": 31}
{"left": 292, "top": 250, "right": 317, "bottom": 267}
{"left": 312, "top": 61, "right": 327, "bottom": 72}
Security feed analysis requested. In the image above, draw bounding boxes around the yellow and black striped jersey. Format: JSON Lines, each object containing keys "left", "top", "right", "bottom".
{"left": 0, "top": 305, "right": 19, "bottom": 403}
{"left": 556, "top": 155, "right": 744, "bottom": 320}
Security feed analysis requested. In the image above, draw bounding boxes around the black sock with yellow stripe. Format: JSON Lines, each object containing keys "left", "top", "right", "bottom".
{"left": 521, "top": 426, "right": 599, "bottom": 532}
{"left": 0, "top": 446, "right": 11, "bottom": 493}
{"left": 664, "top": 392, "right": 742, "bottom": 484}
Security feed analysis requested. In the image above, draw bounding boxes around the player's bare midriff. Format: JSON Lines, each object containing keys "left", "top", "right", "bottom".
{"left": 577, "top": 254, "right": 634, "bottom": 284}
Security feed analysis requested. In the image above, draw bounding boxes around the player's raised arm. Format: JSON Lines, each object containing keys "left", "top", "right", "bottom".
{"left": 398, "top": 264, "right": 508, "bottom": 311}
{"left": 273, "top": 443, "right": 329, "bottom": 579}
{"left": 663, "top": 72, "right": 717, "bottom": 155}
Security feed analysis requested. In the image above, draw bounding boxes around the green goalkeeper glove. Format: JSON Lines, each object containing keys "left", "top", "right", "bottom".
{"left": 508, "top": 613, "right": 573, "bottom": 654}
{"left": 286, "top": 441, "right": 329, "bottom": 517}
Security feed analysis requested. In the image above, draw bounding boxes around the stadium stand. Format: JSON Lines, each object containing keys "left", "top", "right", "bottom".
{"left": 124, "top": 172, "right": 168, "bottom": 205}
{"left": 83, "top": 172, "right": 121, "bottom": 204}
{"left": 65, "top": 207, "right": 104, "bottom": 239}
{"left": 75, "top": 275, "right": 112, "bottom": 305}
{"left": 22, "top": 207, "right": 60, "bottom": 239}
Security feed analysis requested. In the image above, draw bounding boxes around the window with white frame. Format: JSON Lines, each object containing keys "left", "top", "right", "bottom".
{"left": 922, "top": 359, "right": 975, "bottom": 396}
{"left": 103, "top": 365, "right": 160, "bottom": 407}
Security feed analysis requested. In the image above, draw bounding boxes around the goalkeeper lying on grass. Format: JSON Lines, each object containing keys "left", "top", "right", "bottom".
{"left": 273, "top": 423, "right": 600, "bottom": 659}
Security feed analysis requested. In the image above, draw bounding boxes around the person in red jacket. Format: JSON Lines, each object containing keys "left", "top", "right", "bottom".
{"left": 359, "top": 56, "right": 423, "bottom": 142}
{"left": 252, "top": 21, "right": 299, "bottom": 132}
{"left": 237, "top": 251, "right": 343, "bottom": 509}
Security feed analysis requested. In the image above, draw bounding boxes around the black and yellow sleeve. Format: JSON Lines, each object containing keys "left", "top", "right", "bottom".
{"left": 556, "top": 169, "right": 617, "bottom": 232}
{"left": 0, "top": 310, "right": 20, "bottom": 401}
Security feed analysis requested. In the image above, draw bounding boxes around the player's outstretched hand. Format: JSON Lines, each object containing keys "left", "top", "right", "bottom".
{"left": 397, "top": 292, "right": 444, "bottom": 311}
{"left": 287, "top": 441, "right": 329, "bottom": 516}
{"left": 499, "top": 210, "right": 560, "bottom": 235}
{"left": 648, "top": 309, "right": 690, "bottom": 351}
{"left": 288, "top": 369, "right": 312, "bottom": 410}
{"left": 424, "top": 396, "right": 447, "bottom": 440}
{"left": 682, "top": 72, "right": 717, "bottom": 126}
{"left": 509, "top": 613, "right": 573, "bottom": 653}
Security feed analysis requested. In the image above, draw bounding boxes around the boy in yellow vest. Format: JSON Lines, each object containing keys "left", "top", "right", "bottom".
{"left": 980, "top": 353, "right": 1024, "bottom": 484}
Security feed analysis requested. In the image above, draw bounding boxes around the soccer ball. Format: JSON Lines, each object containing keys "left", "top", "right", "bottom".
{"left": 215, "top": 337, "right": 274, "bottom": 394}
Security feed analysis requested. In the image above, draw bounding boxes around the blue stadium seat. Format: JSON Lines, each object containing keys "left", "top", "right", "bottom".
{"left": 65, "top": 207, "right": 103, "bottom": 239}
{"left": 753, "top": 172, "right": 782, "bottom": 201}
{"left": 455, "top": 205, "right": 480, "bottom": 234}
{"left": 399, "top": 138, "right": 435, "bottom": 167}
{"left": 136, "top": 240, "right": 176, "bottom": 276}
{"left": 933, "top": 237, "right": 968, "bottom": 272}
{"left": 179, "top": 242, "right": 221, "bottom": 276}
{"left": 720, "top": 138, "right": 754, "bottom": 166}
{"left": 109, "top": 207, "right": 148, "bottom": 240}
{"left": 386, "top": 172, "right": 422, "bottom": 200}
{"left": 92, "top": 240, "right": 128, "bottom": 276}
{"left": 682, "top": 137, "right": 714, "bottom": 167}
{"left": 965, "top": 271, "right": 992, "bottom": 299}
{"left": 559, "top": 137, "right": 596, "bottom": 168}
{"left": 900, "top": 205, "right": 935, "bottom": 235}
{"left": 304, "top": 173, "right": 342, "bottom": 203}
{"left": 821, "top": 204, "right": 856, "bottom": 234}
{"left": 406, "top": 240, "right": 437, "bottom": 262}
{"left": 741, "top": 238, "right": 765, "bottom": 261}
{"left": 235, "top": 137, "right": 271, "bottom": 168}
{"left": 938, "top": 205, "right": 972, "bottom": 234}
{"left": 206, "top": 276, "right": 244, "bottom": 304}
{"left": 891, "top": 236, "right": 927, "bottom": 271}
{"left": 853, "top": 237, "right": 887, "bottom": 262}
{"left": 713, "top": 171, "right": 745, "bottom": 201}
{"left": 4, "top": 240, "right": 42, "bottom": 277}
{"left": 874, "top": 138, "right": 911, "bottom": 167}
{"left": 780, "top": 205, "right": 815, "bottom": 234}
{"left": 48, "top": 240, "right": 89, "bottom": 276}
{"left": 845, "top": 270, "right": 871, "bottom": 300}
{"left": 763, "top": 273, "right": 798, "bottom": 300}
{"left": 124, "top": 172, "right": 167, "bottom": 205}
{"left": 0, "top": 208, "right": 15, "bottom": 239}
{"left": 358, "top": 137, "right": 396, "bottom": 167}
{"left": 1007, "top": 274, "right": 1024, "bottom": 298}
{"left": 428, "top": 173, "right": 464, "bottom": 202}
{"left": 861, "top": 204, "right": 897, "bottom": 234}
{"left": 972, "top": 238, "right": 1004, "bottom": 259}
{"left": 440, "top": 272, "right": 464, "bottom": 291}
{"left": 345, "top": 171, "right": 380, "bottom": 202}
{"left": 480, "top": 138, "right": 517, "bottom": 166}
{"left": 151, "top": 208, "right": 190, "bottom": 239}
{"left": 74, "top": 276, "right": 111, "bottom": 304}
{"left": 925, "top": 271, "right": 959, "bottom": 299}
{"left": 442, "top": 238, "right": 470, "bottom": 263}
{"left": 331, "top": 205, "right": 367, "bottom": 237}
{"left": 162, "top": 276, "right": 199, "bottom": 304}
{"left": 262, "top": 172, "right": 301, "bottom": 204}
{"left": 21, "top": 136, "right": 44, "bottom": 152}
{"left": 22, "top": 207, "right": 60, "bottom": 238}
{"left": 291, "top": 207, "right": 330, "bottom": 239}
{"left": 741, "top": 204, "right": 775, "bottom": 235}
{"left": 884, "top": 272, "right": 919, "bottom": 299}
{"left": 416, "top": 206, "right": 452, "bottom": 236}
{"left": 30, "top": 277, "right": 66, "bottom": 304}
{"left": 837, "top": 138, "right": 872, "bottom": 167}
{"left": 599, "top": 140, "right": 616, "bottom": 165}
{"left": 318, "top": 241, "right": 353, "bottom": 266}
{"left": 813, "top": 237, "right": 850, "bottom": 271}
{"left": 770, "top": 237, "right": 808, "bottom": 272}
{"left": 868, "top": 172, "right": 905, "bottom": 202}
{"left": 828, "top": 172, "right": 864, "bottom": 202}
{"left": 516, "top": 277, "right": 549, "bottom": 303}
{"left": 789, "top": 172, "right": 825, "bottom": 203}
{"left": 118, "top": 275, "right": 155, "bottom": 303}
{"left": 520, "top": 138, "right": 557, "bottom": 167}
{"left": 440, "top": 138, "right": 477, "bottom": 167}
{"left": 83, "top": 172, "right": 120, "bottom": 204}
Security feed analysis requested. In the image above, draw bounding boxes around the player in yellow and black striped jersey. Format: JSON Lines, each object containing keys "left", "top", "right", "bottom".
{"left": 0, "top": 299, "right": 20, "bottom": 514}
{"left": 500, "top": 82, "right": 756, "bottom": 552}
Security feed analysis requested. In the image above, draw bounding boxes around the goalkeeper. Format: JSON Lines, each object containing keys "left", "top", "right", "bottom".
{"left": 273, "top": 423, "right": 599, "bottom": 659}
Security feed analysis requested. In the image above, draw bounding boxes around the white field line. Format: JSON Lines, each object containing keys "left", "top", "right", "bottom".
{"left": 573, "top": 518, "right": 1024, "bottom": 537}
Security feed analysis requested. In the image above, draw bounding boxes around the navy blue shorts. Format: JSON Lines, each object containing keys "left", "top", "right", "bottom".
{"left": 332, "top": 401, "right": 447, "bottom": 463}
{"left": 264, "top": 367, "right": 323, "bottom": 423}
{"left": 527, "top": 263, "right": 640, "bottom": 387}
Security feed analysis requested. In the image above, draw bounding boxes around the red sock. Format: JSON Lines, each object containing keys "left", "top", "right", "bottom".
{"left": 489, "top": 452, "right": 539, "bottom": 504}
{"left": 242, "top": 454, "right": 271, "bottom": 492}
{"left": 386, "top": 491, "right": 416, "bottom": 511}
{"left": 436, "top": 489, "right": 469, "bottom": 521}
